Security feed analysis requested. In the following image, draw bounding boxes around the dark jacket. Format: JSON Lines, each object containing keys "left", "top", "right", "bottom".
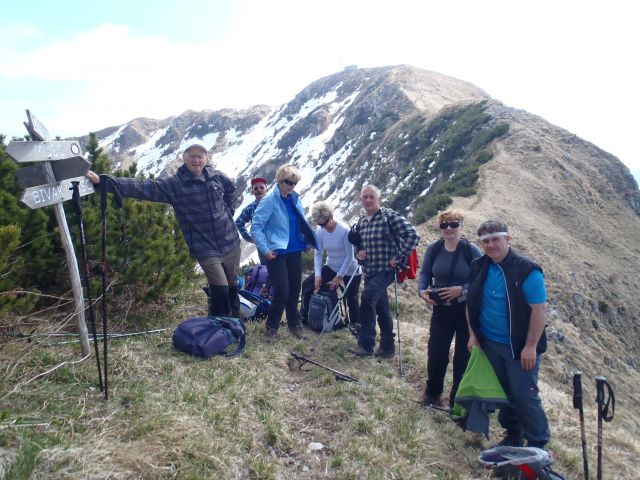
{"left": 106, "top": 164, "right": 240, "bottom": 260}
{"left": 467, "top": 248, "right": 547, "bottom": 359}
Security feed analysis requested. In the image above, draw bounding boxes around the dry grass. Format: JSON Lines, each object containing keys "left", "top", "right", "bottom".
{"left": 1, "top": 279, "right": 638, "bottom": 479}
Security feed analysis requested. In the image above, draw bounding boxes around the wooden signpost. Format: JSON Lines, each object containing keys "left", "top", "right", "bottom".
{"left": 7, "top": 110, "right": 93, "bottom": 356}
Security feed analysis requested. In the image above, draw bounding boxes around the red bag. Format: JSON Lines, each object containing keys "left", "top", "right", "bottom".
{"left": 396, "top": 248, "right": 418, "bottom": 283}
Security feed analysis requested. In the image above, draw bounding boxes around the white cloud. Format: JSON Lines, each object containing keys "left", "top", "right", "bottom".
{"left": 0, "top": 0, "right": 638, "bottom": 175}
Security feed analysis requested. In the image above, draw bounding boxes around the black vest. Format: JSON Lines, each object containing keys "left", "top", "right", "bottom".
{"left": 467, "top": 248, "right": 547, "bottom": 359}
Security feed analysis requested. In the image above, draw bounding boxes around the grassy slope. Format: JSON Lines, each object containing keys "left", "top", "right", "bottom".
{"left": 1, "top": 278, "right": 638, "bottom": 479}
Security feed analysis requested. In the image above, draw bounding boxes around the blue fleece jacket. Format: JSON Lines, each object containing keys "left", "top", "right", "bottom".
{"left": 251, "top": 187, "right": 318, "bottom": 255}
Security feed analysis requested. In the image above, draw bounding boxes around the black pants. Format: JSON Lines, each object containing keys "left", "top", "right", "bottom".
{"left": 300, "top": 265, "right": 361, "bottom": 325}
{"left": 358, "top": 271, "right": 395, "bottom": 352}
{"left": 426, "top": 302, "right": 470, "bottom": 405}
{"left": 265, "top": 251, "right": 302, "bottom": 330}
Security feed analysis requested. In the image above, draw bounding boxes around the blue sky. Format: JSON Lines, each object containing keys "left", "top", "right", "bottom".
{"left": 1, "top": 0, "right": 639, "bottom": 182}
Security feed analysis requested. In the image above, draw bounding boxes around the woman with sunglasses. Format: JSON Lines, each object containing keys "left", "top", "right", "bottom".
{"left": 300, "top": 201, "right": 362, "bottom": 328}
{"left": 251, "top": 164, "right": 318, "bottom": 340}
{"left": 417, "top": 209, "right": 482, "bottom": 408}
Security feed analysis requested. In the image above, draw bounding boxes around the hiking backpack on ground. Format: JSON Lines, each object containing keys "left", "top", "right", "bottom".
{"left": 238, "top": 289, "right": 270, "bottom": 320}
{"left": 478, "top": 446, "right": 566, "bottom": 480}
{"left": 172, "top": 316, "right": 246, "bottom": 358}
{"left": 243, "top": 265, "right": 274, "bottom": 299}
{"left": 307, "top": 288, "right": 344, "bottom": 333}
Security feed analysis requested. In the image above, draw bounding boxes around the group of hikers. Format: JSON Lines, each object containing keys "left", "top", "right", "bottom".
{"left": 86, "top": 142, "right": 551, "bottom": 449}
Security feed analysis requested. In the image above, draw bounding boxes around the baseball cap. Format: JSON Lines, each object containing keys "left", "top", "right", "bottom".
{"left": 184, "top": 143, "right": 208, "bottom": 155}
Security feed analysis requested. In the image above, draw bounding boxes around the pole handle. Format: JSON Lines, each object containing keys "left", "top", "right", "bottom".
{"left": 595, "top": 375, "right": 615, "bottom": 422}
{"left": 572, "top": 371, "right": 583, "bottom": 409}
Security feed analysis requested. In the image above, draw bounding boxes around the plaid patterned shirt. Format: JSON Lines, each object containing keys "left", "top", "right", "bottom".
{"left": 108, "top": 164, "right": 240, "bottom": 260}
{"left": 235, "top": 199, "right": 259, "bottom": 243}
{"left": 355, "top": 207, "right": 420, "bottom": 276}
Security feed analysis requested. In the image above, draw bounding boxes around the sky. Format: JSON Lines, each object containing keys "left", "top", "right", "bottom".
{"left": 1, "top": 0, "right": 639, "bottom": 182}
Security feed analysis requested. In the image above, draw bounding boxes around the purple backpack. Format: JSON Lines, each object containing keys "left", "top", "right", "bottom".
{"left": 172, "top": 316, "right": 246, "bottom": 358}
{"left": 244, "top": 265, "right": 274, "bottom": 299}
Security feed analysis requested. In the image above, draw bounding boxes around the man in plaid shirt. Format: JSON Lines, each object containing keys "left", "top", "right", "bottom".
{"left": 87, "top": 143, "right": 241, "bottom": 317}
{"left": 349, "top": 185, "right": 420, "bottom": 357}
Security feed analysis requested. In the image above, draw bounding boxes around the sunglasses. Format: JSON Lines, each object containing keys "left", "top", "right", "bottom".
{"left": 318, "top": 218, "right": 331, "bottom": 228}
{"left": 252, "top": 185, "right": 266, "bottom": 191}
{"left": 282, "top": 179, "right": 297, "bottom": 187}
{"left": 440, "top": 221, "right": 461, "bottom": 229}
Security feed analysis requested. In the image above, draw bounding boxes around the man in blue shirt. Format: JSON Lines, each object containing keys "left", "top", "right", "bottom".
{"left": 466, "top": 219, "right": 550, "bottom": 448}
{"left": 235, "top": 177, "right": 268, "bottom": 264}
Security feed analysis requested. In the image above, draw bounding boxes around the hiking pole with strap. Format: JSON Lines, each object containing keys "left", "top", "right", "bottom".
{"left": 310, "top": 273, "right": 358, "bottom": 352}
{"left": 98, "top": 175, "right": 122, "bottom": 400}
{"left": 100, "top": 177, "right": 109, "bottom": 400}
{"left": 291, "top": 352, "right": 362, "bottom": 384}
{"left": 572, "top": 371, "right": 589, "bottom": 479}
{"left": 392, "top": 267, "right": 404, "bottom": 376}
{"left": 381, "top": 230, "right": 406, "bottom": 376}
{"left": 595, "top": 375, "right": 615, "bottom": 480}
{"left": 71, "top": 181, "right": 103, "bottom": 392}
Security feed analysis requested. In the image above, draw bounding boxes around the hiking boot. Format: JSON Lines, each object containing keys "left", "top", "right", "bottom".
{"left": 288, "top": 325, "right": 308, "bottom": 340}
{"left": 491, "top": 432, "right": 524, "bottom": 448}
{"left": 348, "top": 345, "right": 374, "bottom": 357}
{"left": 419, "top": 393, "right": 445, "bottom": 408}
{"left": 374, "top": 347, "right": 395, "bottom": 358}
{"left": 265, "top": 327, "right": 278, "bottom": 341}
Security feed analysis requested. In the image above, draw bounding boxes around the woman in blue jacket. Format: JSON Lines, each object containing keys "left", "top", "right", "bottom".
{"left": 251, "top": 164, "right": 318, "bottom": 340}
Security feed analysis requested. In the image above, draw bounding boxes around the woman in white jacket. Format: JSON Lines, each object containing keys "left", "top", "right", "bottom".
{"left": 300, "top": 201, "right": 361, "bottom": 329}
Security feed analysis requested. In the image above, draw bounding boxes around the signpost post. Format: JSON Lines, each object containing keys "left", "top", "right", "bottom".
{"left": 7, "top": 110, "right": 93, "bottom": 357}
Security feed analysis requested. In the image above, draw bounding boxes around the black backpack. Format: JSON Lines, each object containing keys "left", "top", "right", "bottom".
{"left": 307, "top": 288, "right": 344, "bottom": 333}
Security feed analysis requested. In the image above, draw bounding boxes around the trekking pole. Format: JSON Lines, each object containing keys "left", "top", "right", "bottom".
{"left": 393, "top": 269, "right": 404, "bottom": 376}
{"left": 595, "top": 375, "right": 615, "bottom": 480}
{"left": 99, "top": 177, "right": 109, "bottom": 400}
{"left": 71, "top": 181, "right": 103, "bottom": 392}
{"left": 291, "top": 352, "right": 362, "bottom": 383}
{"left": 310, "top": 274, "right": 357, "bottom": 352}
{"left": 572, "top": 371, "right": 588, "bottom": 479}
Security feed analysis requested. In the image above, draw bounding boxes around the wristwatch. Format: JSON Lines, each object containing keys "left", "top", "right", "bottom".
{"left": 461, "top": 286, "right": 468, "bottom": 296}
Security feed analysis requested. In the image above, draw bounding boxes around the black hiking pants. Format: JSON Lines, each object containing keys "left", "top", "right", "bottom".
{"left": 425, "top": 302, "right": 470, "bottom": 406}
{"left": 265, "top": 251, "right": 302, "bottom": 330}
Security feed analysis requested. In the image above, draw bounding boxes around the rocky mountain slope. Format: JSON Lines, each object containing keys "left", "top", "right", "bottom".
{"left": 80, "top": 64, "right": 640, "bottom": 435}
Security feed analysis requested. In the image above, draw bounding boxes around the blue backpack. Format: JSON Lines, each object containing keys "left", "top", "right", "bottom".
{"left": 172, "top": 316, "right": 246, "bottom": 358}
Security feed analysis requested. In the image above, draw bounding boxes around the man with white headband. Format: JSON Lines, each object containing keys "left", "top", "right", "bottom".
{"left": 466, "top": 219, "right": 550, "bottom": 449}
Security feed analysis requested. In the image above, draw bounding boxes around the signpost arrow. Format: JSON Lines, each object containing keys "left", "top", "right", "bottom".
{"left": 16, "top": 164, "right": 46, "bottom": 189}
{"left": 15, "top": 157, "right": 91, "bottom": 188}
{"left": 6, "top": 140, "right": 82, "bottom": 163}
{"left": 20, "top": 176, "right": 94, "bottom": 210}
{"left": 25, "top": 109, "right": 50, "bottom": 141}
{"left": 52, "top": 156, "right": 91, "bottom": 182}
